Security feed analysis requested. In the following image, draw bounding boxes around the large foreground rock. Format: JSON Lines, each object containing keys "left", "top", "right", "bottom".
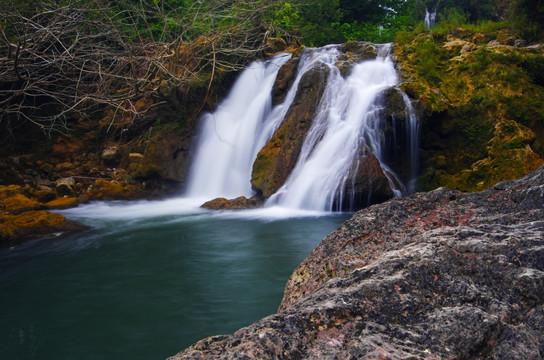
{"left": 169, "top": 166, "right": 544, "bottom": 359}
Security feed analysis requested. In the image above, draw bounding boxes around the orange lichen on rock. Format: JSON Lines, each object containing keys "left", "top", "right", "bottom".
{"left": 45, "top": 197, "right": 79, "bottom": 210}
{"left": 87, "top": 179, "right": 126, "bottom": 200}
{"left": 0, "top": 210, "right": 67, "bottom": 240}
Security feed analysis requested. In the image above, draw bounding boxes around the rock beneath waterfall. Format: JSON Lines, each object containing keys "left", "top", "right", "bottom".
{"left": 200, "top": 196, "right": 263, "bottom": 210}
{"left": 341, "top": 146, "right": 395, "bottom": 209}
{"left": 168, "top": 166, "right": 544, "bottom": 360}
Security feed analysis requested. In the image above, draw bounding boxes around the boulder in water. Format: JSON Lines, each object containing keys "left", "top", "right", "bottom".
{"left": 200, "top": 196, "right": 263, "bottom": 210}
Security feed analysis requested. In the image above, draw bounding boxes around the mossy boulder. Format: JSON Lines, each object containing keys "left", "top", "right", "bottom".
{"left": 0, "top": 210, "right": 85, "bottom": 246}
{"left": 86, "top": 179, "right": 141, "bottom": 200}
{"left": 127, "top": 123, "right": 193, "bottom": 186}
{"left": 45, "top": 197, "right": 79, "bottom": 210}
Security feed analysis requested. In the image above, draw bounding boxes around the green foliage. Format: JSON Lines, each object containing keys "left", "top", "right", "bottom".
{"left": 521, "top": 55, "right": 544, "bottom": 87}
{"left": 509, "top": 0, "right": 544, "bottom": 42}
{"left": 413, "top": 38, "right": 442, "bottom": 85}
{"left": 273, "top": 2, "right": 300, "bottom": 32}
{"left": 430, "top": 7, "right": 468, "bottom": 36}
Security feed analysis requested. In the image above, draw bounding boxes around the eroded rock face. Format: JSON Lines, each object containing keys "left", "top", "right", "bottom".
{"left": 169, "top": 166, "right": 544, "bottom": 359}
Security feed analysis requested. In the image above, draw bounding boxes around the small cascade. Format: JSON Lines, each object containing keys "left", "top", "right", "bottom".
{"left": 425, "top": 8, "right": 437, "bottom": 29}
{"left": 266, "top": 44, "right": 410, "bottom": 211}
{"left": 401, "top": 91, "right": 420, "bottom": 193}
{"left": 185, "top": 53, "right": 291, "bottom": 199}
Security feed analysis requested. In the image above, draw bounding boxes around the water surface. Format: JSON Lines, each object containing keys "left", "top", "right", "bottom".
{"left": 0, "top": 199, "right": 349, "bottom": 360}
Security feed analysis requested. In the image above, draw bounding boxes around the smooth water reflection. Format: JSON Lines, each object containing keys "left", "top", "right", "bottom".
{"left": 0, "top": 199, "right": 350, "bottom": 360}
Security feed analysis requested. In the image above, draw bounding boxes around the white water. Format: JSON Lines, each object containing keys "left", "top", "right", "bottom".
{"left": 401, "top": 91, "right": 420, "bottom": 193}
{"left": 185, "top": 53, "right": 292, "bottom": 199}
{"left": 266, "top": 44, "right": 403, "bottom": 211}
{"left": 425, "top": 8, "right": 437, "bottom": 29}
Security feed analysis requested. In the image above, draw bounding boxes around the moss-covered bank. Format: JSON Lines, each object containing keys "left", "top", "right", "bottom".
{"left": 395, "top": 25, "right": 544, "bottom": 192}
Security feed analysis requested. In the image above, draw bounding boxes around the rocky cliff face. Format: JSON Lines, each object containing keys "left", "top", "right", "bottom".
{"left": 168, "top": 166, "right": 544, "bottom": 359}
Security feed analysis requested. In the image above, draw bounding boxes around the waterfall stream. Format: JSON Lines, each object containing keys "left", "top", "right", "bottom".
{"left": 425, "top": 8, "right": 437, "bottom": 29}
{"left": 185, "top": 53, "right": 291, "bottom": 199}
{"left": 186, "top": 43, "right": 420, "bottom": 211}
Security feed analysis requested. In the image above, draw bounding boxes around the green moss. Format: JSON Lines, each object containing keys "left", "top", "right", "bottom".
{"left": 396, "top": 22, "right": 544, "bottom": 193}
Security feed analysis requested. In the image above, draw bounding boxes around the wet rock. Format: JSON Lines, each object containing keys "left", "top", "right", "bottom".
{"left": 341, "top": 146, "right": 395, "bottom": 209}
{"left": 201, "top": 196, "right": 263, "bottom": 210}
{"left": 169, "top": 166, "right": 544, "bottom": 360}
{"left": 336, "top": 41, "right": 378, "bottom": 77}
{"left": 272, "top": 51, "right": 302, "bottom": 105}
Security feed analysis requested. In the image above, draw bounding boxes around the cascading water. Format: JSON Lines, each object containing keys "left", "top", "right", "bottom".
{"left": 266, "top": 44, "right": 407, "bottom": 211}
{"left": 425, "top": 8, "right": 437, "bottom": 29}
{"left": 186, "top": 46, "right": 350, "bottom": 200}
{"left": 186, "top": 43, "right": 419, "bottom": 211}
{"left": 185, "top": 53, "right": 291, "bottom": 199}
{"left": 401, "top": 91, "right": 420, "bottom": 194}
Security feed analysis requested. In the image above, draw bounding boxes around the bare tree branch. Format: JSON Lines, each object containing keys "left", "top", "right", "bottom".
{"left": 0, "top": 0, "right": 290, "bottom": 143}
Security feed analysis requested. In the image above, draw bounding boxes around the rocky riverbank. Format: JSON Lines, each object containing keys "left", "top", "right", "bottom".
{"left": 169, "top": 165, "right": 544, "bottom": 359}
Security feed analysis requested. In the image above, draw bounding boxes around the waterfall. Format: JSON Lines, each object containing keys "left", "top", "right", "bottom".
{"left": 185, "top": 53, "right": 291, "bottom": 199}
{"left": 186, "top": 43, "right": 420, "bottom": 212}
{"left": 185, "top": 46, "right": 350, "bottom": 200}
{"left": 266, "top": 44, "right": 406, "bottom": 211}
{"left": 425, "top": 8, "right": 437, "bottom": 29}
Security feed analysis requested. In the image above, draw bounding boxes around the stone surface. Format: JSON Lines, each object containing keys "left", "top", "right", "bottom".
{"left": 200, "top": 196, "right": 263, "bottom": 210}
{"left": 169, "top": 166, "right": 544, "bottom": 360}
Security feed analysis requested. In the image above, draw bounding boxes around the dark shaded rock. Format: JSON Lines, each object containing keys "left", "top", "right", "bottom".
{"left": 251, "top": 62, "right": 330, "bottom": 198}
{"left": 101, "top": 146, "right": 121, "bottom": 166}
{"left": 272, "top": 51, "right": 302, "bottom": 106}
{"left": 264, "top": 37, "right": 288, "bottom": 56}
{"left": 169, "top": 166, "right": 544, "bottom": 360}
{"left": 340, "top": 145, "right": 395, "bottom": 209}
{"left": 127, "top": 125, "right": 193, "bottom": 185}
{"left": 200, "top": 196, "right": 263, "bottom": 210}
